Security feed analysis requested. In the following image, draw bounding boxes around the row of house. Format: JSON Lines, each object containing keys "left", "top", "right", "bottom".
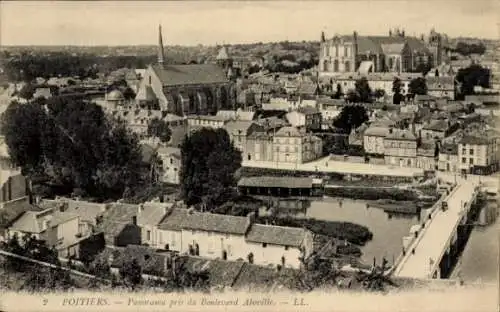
{"left": 358, "top": 114, "right": 500, "bottom": 174}
{"left": 4, "top": 197, "right": 313, "bottom": 269}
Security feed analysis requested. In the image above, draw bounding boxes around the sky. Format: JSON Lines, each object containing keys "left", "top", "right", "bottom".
{"left": 1, "top": 1, "right": 499, "bottom": 46}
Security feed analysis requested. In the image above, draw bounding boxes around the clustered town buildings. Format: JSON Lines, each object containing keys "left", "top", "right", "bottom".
{"left": 0, "top": 25, "right": 498, "bottom": 283}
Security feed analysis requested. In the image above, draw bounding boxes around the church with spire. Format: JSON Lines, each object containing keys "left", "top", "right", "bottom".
{"left": 135, "top": 25, "right": 235, "bottom": 116}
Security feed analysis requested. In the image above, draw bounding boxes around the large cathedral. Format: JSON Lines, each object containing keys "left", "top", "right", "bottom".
{"left": 134, "top": 25, "right": 236, "bottom": 116}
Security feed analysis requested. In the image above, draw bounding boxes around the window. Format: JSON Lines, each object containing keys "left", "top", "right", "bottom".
{"left": 469, "top": 158, "right": 474, "bottom": 165}
{"left": 148, "top": 76, "right": 151, "bottom": 85}
{"left": 469, "top": 149, "right": 474, "bottom": 155}
{"left": 462, "top": 148, "right": 467, "bottom": 155}
{"left": 262, "top": 243, "right": 267, "bottom": 248}
{"left": 285, "top": 246, "right": 289, "bottom": 251}
{"left": 170, "top": 158, "right": 173, "bottom": 164}
{"left": 147, "top": 230, "right": 151, "bottom": 241}
{"left": 462, "top": 157, "right": 466, "bottom": 164}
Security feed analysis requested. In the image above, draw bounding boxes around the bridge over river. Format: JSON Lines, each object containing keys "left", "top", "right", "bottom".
{"left": 393, "top": 176, "right": 497, "bottom": 279}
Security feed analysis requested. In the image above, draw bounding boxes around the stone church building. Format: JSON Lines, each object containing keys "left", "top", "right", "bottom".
{"left": 135, "top": 26, "right": 235, "bottom": 116}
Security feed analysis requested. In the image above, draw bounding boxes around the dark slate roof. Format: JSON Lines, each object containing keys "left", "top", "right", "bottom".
{"left": 440, "top": 143, "right": 458, "bottom": 155}
{"left": 180, "top": 212, "right": 250, "bottom": 235}
{"left": 459, "top": 135, "right": 491, "bottom": 145}
{"left": 238, "top": 176, "right": 313, "bottom": 189}
{"left": 245, "top": 224, "right": 307, "bottom": 248}
{"left": 151, "top": 64, "right": 228, "bottom": 86}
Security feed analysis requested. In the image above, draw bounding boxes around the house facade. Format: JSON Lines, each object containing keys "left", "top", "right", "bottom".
{"left": 157, "top": 147, "right": 182, "bottom": 184}
{"left": 438, "top": 143, "right": 459, "bottom": 172}
{"left": 285, "top": 107, "right": 322, "bottom": 131}
{"left": 458, "top": 133, "right": 500, "bottom": 175}
{"left": 273, "top": 127, "right": 323, "bottom": 164}
{"left": 363, "top": 126, "right": 390, "bottom": 155}
{"left": 383, "top": 129, "right": 418, "bottom": 167}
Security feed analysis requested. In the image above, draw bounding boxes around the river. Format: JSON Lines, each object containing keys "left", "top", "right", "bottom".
{"left": 305, "top": 198, "right": 419, "bottom": 265}
{"left": 456, "top": 212, "right": 499, "bottom": 285}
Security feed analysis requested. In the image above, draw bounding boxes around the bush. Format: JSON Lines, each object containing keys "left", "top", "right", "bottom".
{"left": 256, "top": 215, "right": 373, "bottom": 245}
{"left": 324, "top": 186, "right": 418, "bottom": 201}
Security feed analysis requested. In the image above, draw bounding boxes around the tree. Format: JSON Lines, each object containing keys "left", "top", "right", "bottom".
{"left": 373, "top": 89, "right": 385, "bottom": 100}
{"left": 180, "top": 128, "right": 242, "bottom": 208}
{"left": 333, "top": 83, "right": 343, "bottom": 99}
{"left": 392, "top": 77, "right": 404, "bottom": 104}
{"left": 456, "top": 64, "right": 490, "bottom": 98}
{"left": 0, "top": 101, "right": 47, "bottom": 176}
{"left": 351, "top": 77, "right": 372, "bottom": 103}
{"left": 408, "top": 77, "right": 428, "bottom": 97}
{"left": 333, "top": 105, "right": 369, "bottom": 134}
{"left": 147, "top": 118, "right": 172, "bottom": 143}
{"left": 18, "top": 83, "right": 35, "bottom": 100}
{"left": 119, "top": 259, "right": 142, "bottom": 289}
{"left": 1, "top": 96, "right": 146, "bottom": 200}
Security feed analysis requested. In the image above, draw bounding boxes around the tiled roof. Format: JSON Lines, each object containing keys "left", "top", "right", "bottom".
{"left": 275, "top": 126, "right": 305, "bottom": 137}
{"left": 245, "top": 224, "right": 308, "bottom": 248}
{"left": 176, "top": 256, "right": 245, "bottom": 287}
{"left": 385, "top": 129, "right": 417, "bottom": 141}
{"left": 157, "top": 208, "right": 189, "bottom": 231}
{"left": 364, "top": 126, "right": 390, "bottom": 137}
{"left": 151, "top": 64, "right": 228, "bottom": 86}
{"left": 8, "top": 208, "right": 53, "bottom": 234}
{"left": 238, "top": 176, "right": 313, "bottom": 189}
{"left": 231, "top": 263, "right": 277, "bottom": 290}
{"left": 180, "top": 212, "right": 250, "bottom": 235}
{"left": 0, "top": 201, "right": 42, "bottom": 230}
{"left": 296, "top": 106, "right": 320, "bottom": 115}
{"left": 137, "top": 202, "right": 171, "bottom": 226}
{"left": 423, "top": 119, "right": 449, "bottom": 132}
{"left": 97, "top": 203, "right": 138, "bottom": 244}
{"left": 223, "top": 121, "right": 255, "bottom": 135}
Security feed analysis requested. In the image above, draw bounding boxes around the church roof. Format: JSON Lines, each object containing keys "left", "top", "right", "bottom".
{"left": 334, "top": 35, "right": 429, "bottom": 55}
{"left": 151, "top": 64, "right": 229, "bottom": 86}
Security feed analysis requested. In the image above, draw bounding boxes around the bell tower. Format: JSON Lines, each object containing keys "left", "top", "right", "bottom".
{"left": 158, "top": 25, "right": 165, "bottom": 67}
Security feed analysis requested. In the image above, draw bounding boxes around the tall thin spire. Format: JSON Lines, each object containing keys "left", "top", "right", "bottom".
{"left": 158, "top": 24, "right": 165, "bottom": 66}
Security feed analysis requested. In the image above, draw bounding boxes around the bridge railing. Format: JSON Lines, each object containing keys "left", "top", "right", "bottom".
{"left": 427, "top": 187, "right": 479, "bottom": 277}
{"left": 392, "top": 183, "right": 463, "bottom": 277}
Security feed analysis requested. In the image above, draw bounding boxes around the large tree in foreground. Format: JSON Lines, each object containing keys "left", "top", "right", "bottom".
{"left": 180, "top": 128, "right": 242, "bottom": 208}
{"left": 1, "top": 96, "right": 145, "bottom": 200}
